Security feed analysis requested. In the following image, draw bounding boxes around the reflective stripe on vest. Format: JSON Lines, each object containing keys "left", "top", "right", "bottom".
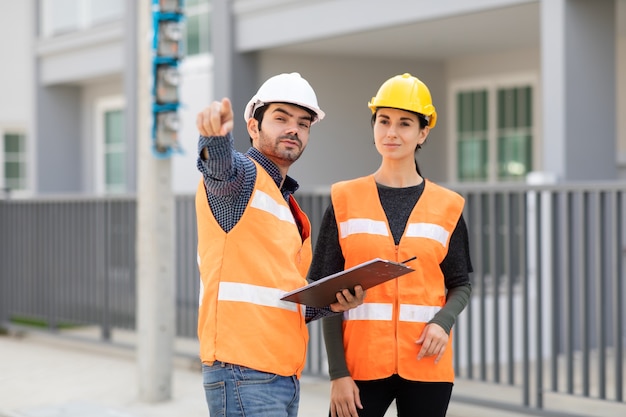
{"left": 218, "top": 281, "right": 305, "bottom": 314}
{"left": 344, "top": 303, "right": 441, "bottom": 322}
{"left": 339, "top": 218, "right": 388, "bottom": 238}
{"left": 251, "top": 189, "right": 296, "bottom": 224}
{"left": 399, "top": 304, "right": 442, "bottom": 322}
{"left": 343, "top": 303, "right": 392, "bottom": 321}
{"left": 340, "top": 219, "right": 450, "bottom": 246}
{"left": 405, "top": 222, "right": 449, "bottom": 247}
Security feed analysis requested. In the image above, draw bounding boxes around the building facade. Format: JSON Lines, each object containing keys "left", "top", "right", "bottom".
{"left": 1, "top": 0, "right": 625, "bottom": 198}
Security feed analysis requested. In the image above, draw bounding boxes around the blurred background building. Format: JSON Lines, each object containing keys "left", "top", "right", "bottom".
{"left": 1, "top": 0, "right": 625, "bottom": 199}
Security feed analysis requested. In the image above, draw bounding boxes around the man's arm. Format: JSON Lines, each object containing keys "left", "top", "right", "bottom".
{"left": 196, "top": 98, "right": 252, "bottom": 200}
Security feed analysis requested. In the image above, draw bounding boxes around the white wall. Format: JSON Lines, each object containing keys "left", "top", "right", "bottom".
{"left": 173, "top": 56, "right": 214, "bottom": 194}
{"left": 0, "top": 2, "right": 33, "bottom": 125}
{"left": 0, "top": 1, "right": 34, "bottom": 195}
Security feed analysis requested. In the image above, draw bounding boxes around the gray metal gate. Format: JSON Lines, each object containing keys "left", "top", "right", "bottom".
{"left": 1, "top": 182, "right": 625, "bottom": 416}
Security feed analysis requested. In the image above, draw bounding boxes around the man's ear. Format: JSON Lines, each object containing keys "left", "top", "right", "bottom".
{"left": 247, "top": 118, "right": 259, "bottom": 139}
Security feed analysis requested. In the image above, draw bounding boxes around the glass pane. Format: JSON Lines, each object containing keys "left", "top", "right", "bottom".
{"left": 498, "top": 89, "right": 515, "bottom": 129}
{"left": 105, "top": 110, "right": 124, "bottom": 144}
{"left": 4, "top": 134, "right": 22, "bottom": 152}
{"left": 90, "top": 0, "right": 123, "bottom": 23}
{"left": 47, "top": 0, "right": 81, "bottom": 34}
{"left": 457, "top": 92, "right": 464, "bottom": 132}
{"left": 186, "top": 14, "right": 201, "bottom": 56}
{"left": 519, "top": 86, "right": 532, "bottom": 127}
{"left": 457, "top": 89, "right": 488, "bottom": 181}
{"left": 497, "top": 86, "right": 533, "bottom": 180}
{"left": 458, "top": 137, "right": 488, "bottom": 181}
{"left": 106, "top": 153, "right": 125, "bottom": 186}
{"left": 4, "top": 161, "right": 20, "bottom": 179}
{"left": 200, "top": 10, "right": 211, "bottom": 54}
{"left": 475, "top": 91, "right": 487, "bottom": 131}
{"left": 498, "top": 134, "right": 532, "bottom": 180}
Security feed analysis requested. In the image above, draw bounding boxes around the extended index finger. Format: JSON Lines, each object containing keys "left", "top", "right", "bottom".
{"left": 216, "top": 97, "right": 233, "bottom": 136}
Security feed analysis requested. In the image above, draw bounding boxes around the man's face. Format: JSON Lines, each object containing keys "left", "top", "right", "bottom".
{"left": 247, "top": 103, "right": 312, "bottom": 170}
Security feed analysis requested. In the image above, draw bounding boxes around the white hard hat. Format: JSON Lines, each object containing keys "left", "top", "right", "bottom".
{"left": 243, "top": 72, "right": 325, "bottom": 124}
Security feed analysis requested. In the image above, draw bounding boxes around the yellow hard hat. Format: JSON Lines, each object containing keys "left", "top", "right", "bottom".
{"left": 368, "top": 73, "right": 437, "bottom": 128}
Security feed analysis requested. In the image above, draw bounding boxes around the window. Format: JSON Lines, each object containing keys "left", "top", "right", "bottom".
{"left": 454, "top": 81, "right": 534, "bottom": 182}
{"left": 184, "top": 0, "right": 211, "bottom": 56}
{"left": 497, "top": 86, "right": 533, "bottom": 180}
{"left": 95, "top": 97, "right": 126, "bottom": 194}
{"left": 40, "top": 0, "right": 123, "bottom": 37}
{"left": 457, "top": 90, "right": 488, "bottom": 181}
{"left": 104, "top": 109, "right": 126, "bottom": 193}
{"left": 2, "top": 131, "right": 27, "bottom": 191}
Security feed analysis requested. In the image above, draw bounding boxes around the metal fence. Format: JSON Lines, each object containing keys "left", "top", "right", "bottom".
{"left": 1, "top": 182, "right": 625, "bottom": 415}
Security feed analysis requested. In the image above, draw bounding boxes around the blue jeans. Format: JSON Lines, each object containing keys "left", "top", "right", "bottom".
{"left": 202, "top": 361, "right": 300, "bottom": 417}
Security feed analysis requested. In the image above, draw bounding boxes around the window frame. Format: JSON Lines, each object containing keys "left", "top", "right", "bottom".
{"left": 448, "top": 73, "right": 541, "bottom": 183}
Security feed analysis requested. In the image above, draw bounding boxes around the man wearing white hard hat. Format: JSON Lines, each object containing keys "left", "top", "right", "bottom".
{"left": 194, "top": 73, "right": 366, "bottom": 416}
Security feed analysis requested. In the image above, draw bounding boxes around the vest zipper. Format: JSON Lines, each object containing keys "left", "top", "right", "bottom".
{"left": 394, "top": 245, "right": 400, "bottom": 374}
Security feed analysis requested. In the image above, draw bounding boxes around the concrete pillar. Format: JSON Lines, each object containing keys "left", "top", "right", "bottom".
{"left": 540, "top": 0, "right": 617, "bottom": 181}
{"left": 135, "top": 0, "right": 175, "bottom": 403}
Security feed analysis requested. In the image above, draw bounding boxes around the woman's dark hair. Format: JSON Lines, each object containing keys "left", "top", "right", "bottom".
{"left": 370, "top": 108, "right": 428, "bottom": 130}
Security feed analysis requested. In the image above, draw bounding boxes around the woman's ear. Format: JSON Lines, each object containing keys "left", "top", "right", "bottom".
{"left": 417, "top": 126, "right": 430, "bottom": 146}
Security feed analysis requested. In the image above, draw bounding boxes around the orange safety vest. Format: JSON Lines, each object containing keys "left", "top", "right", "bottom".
{"left": 331, "top": 175, "right": 464, "bottom": 382}
{"left": 195, "top": 159, "right": 312, "bottom": 377}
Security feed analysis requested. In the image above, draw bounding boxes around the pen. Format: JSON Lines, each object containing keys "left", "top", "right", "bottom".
{"left": 401, "top": 256, "right": 417, "bottom": 264}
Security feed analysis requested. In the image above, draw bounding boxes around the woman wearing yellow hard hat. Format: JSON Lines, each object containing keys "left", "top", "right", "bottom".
{"left": 308, "top": 73, "right": 473, "bottom": 417}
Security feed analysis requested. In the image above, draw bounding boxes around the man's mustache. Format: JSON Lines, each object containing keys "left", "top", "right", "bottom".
{"left": 279, "top": 135, "right": 301, "bottom": 146}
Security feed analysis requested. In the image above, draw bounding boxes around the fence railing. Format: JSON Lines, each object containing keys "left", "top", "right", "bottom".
{"left": 1, "top": 182, "right": 625, "bottom": 415}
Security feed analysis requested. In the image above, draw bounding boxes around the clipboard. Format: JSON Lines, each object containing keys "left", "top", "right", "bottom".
{"left": 281, "top": 257, "right": 415, "bottom": 308}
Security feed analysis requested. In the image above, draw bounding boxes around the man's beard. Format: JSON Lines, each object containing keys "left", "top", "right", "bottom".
{"left": 259, "top": 133, "right": 304, "bottom": 163}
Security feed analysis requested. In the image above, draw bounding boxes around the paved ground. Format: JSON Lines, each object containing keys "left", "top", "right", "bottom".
{"left": 0, "top": 329, "right": 622, "bottom": 417}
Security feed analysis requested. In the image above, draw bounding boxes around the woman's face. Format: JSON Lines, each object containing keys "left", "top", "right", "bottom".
{"left": 373, "top": 108, "right": 429, "bottom": 161}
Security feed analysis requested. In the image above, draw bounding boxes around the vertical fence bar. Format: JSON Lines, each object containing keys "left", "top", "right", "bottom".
{"left": 464, "top": 192, "right": 476, "bottom": 379}
{"left": 479, "top": 192, "right": 487, "bottom": 381}
{"left": 491, "top": 191, "right": 501, "bottom": 382}
{"left": 566, "top": 191, "right": 575, "bottom": 394}
{"left": 614, "top": 191, "right": 624, "bottom": 402}
{"left": 534, "top": 189, "right": 543, "bottom": 409}
{"left": 523, "top": 189, "right": 533, "bottom": 407}
{"left": 550, "top": 192, "right": 560, "bottom": 393}
{"left": 0, "top": 201, "right": 8, "bottom": 327}
{"left": 595, "top": 192, "right": 606, "bottom": 399}
{"left": 504, "top": 191, "right": 514, "bottom": 386}
{"left": 581, "top": 192, "right": 590, "bottom": 397}
{"left": 102, "top": 200, "right": 111, "bottom": 340}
